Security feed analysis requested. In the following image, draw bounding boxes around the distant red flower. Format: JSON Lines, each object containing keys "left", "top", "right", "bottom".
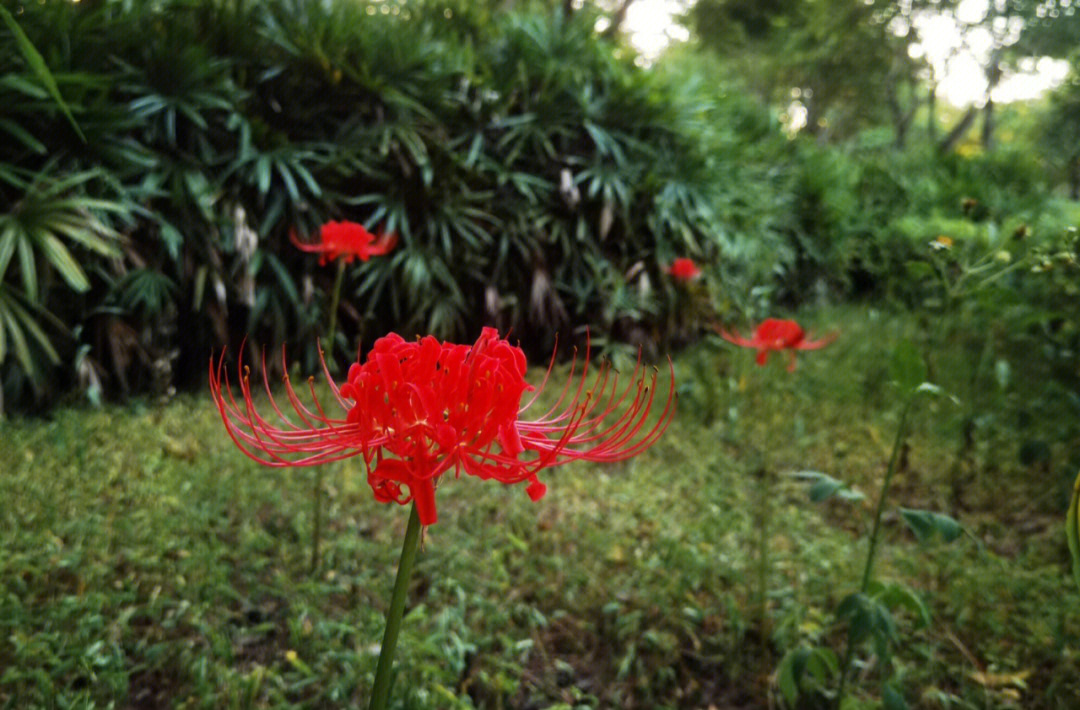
{"left": 665, "top": 258, "right": 702, "bottom": 281}
{"left": 719, "top": 318, "right": 835, "bottom": 372}
{"left": 291, "top": 221, "right": 397, "bottom": 265}
{"left": 210, "top": 328, "right": 675, "bottom": 526}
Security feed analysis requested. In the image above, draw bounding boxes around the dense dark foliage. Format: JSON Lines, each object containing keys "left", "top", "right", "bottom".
{"left": 0, "top": 0, "right": 781, "bottom": 411}
{"left": 0, "top": 0, "right": 1076, "bottom": 418}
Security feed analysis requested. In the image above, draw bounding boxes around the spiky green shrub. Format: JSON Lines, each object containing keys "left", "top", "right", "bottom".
{"left": 0, "top": 0, "right": 790, "bottom": 411}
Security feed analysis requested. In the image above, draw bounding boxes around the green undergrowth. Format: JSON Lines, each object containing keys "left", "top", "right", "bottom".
{"left": 2, "top": 306, "right": 1079, "bottom": 709}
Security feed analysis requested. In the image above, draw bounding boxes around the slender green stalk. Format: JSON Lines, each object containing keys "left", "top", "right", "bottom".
{"left": 310, "top": 468, "right": 324, "bottom": 575}
{"left": 369, "top": 503, "right": 423, "bottom": 710}
{"left": 326, "top": 258, "right": 347, "bottom": 360}
{"left": 835, "top": 397, "right": 913, "bottom": 708}
{"left": 859, "top": 399, "right": 912, "bottom": 591}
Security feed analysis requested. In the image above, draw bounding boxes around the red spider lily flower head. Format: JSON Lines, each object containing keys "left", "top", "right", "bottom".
{"left": 291, "top": 221, "right": 398, "bottom": 265}
{"left": 210, "top": 328, "right": 675, "bottom": 526}
{"left": 719, "top": 318, "right": 836, "bottom": 372}
{"left": 665, "top": 258, "right": 702, "bottom": 281}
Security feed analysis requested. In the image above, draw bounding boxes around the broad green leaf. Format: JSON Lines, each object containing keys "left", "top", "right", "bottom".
{"left": 0, "top": 290, "right": 58, "bottom": 387}
{"left": 159, "top": 221, "right": 185, "bottom": 262}
{"left": 790, "top": 470, "right": 865, "bottom": 503}
{"left": 39, "top": 233, "right": 89, "bottom": 292}
{"left": 1067, "top": 470, "right": 1080, "bottom": 593}
{"left": 836, "top": 592, "right": 873, "bottom": 641}
{"left": 900, "top": 508, "right": 963, "bottom": 543}
{"left": 291, "top": 162, "right": 322, "bottom": 197}
{"left": 774, "top": 645, "right": 836, "bottom": 706}
{"left": 776, "top": 648, "right": 804, "bottom": 706}
{"left": 0, "top": 286, "right": 61, "bottom": 388}
{"left": 877, "top": 582, "right": 931, "bottom": 627}
{"left": 1, "top": 305, "right": 32, "bottom": 377}
{"left": 0, "top": 73, "right": 47, "bottom": 98}
{"left": 256, "top": 156, "right": 271, "bottom": 194}
{"left": 7, "top": 295, "right": 59, "bottom": 363}
{"left": 0, "top": 5, "right": 85, "bottom": 142}
{"left": 0, "top": 161, "right": 24, "bottom": 189}
{"left": 803, "top": 646, "right": 839, "bottom": 687}
{"left": 882, "top": 683, "right": 908, "bottom": 710}
{"left": 838, "top": 592, "right": 896, "bottom": 655}
{"left": 0, "top": 224, "right": 16, "bottom": 279}
{"left": 17, "top": 236, "right": 36, "bottom": 301}
{"left": 275, "top": 160, "right": 300, "bottom": 200}
{"left": 0, "top": 117, "right": 46, "bottom": 154}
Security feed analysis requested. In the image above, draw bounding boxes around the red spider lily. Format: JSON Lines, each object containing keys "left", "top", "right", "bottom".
{"left": 665, "top": 258, "right": 702, "bottom": 281}
{"left": 291, "top": 221, "right": 397, "bottom": 265}
{"left": 719, "top": 318, "right": 836, "bottom": 372}
{"left": 210, "top": 328, "right": 675, "bottom": 526}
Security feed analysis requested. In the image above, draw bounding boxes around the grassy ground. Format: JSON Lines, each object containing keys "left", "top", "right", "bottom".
{"left": 2, "top": 305, "right": 1078, "bottom": 709}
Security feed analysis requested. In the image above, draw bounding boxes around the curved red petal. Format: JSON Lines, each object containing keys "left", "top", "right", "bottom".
{"left": 718, "top": 327, "right": 758, "bottom": 349}
{"left": 795, "top": 331, "right": 839, "bottom": 350}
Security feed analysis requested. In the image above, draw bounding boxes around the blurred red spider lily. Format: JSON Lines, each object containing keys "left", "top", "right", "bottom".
{"left": 291, "top": 221, "right": 397, "bottom": 265}
{"left": 210, "top": 328, "right": 675, "bottom": 526}
{"left": 719, "top": 318, "right": 836, "bottom": 372}
{"left": 665, "top": 258, "right": 702, "bottom": 281}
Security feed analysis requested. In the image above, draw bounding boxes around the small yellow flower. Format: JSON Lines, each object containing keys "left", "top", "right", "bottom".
{"left": 995, "top": 250, "right": 1012, "bottom": 264}
{"left": 930, "top": 235, "right": 954, "bottom": 251}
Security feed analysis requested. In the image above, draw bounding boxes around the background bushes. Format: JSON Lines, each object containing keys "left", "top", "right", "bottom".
{"left": 0, "top": 0, "right": 1073, "bottom": 413}
{"left": 0, "top": 0, "right": 795, "bottom": 412}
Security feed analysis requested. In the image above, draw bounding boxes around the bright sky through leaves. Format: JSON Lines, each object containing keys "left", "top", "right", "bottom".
{"left": 625, "top": 0, "right": 1069, "bottom": 107}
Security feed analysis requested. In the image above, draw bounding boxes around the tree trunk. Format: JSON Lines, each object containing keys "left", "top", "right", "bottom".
{"left": 892, "top": 94, "right": 916, "bottom": 149}
{"left": 888, "top": 77, "right": 919, "bottom": 149}
{"left": 927, "top": 84, "right": 937, "bottom": 143}
{"left": 981, "top": 53, "right": 1002, "bottom": 150}
{"left": 603, "top": 0, "right": 636, "bottom": 37}
{"left": 802, "top": 93, "right": 825, "bottom": 140}
{"left": 938, "top": 106, "right": 978, "bottom": 154}
{"left": 981, "top": 97, "right": 995, "bottom": 150}
{"left": 1070, "top": 158, "right": 1080, "bottom": 201}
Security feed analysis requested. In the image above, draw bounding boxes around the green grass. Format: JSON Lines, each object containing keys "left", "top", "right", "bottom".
{"left": 2, "top": 305, "right": 1079, "bottom": 709}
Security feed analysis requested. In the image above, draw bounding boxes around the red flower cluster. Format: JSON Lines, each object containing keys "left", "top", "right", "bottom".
{"left": 665, "top": 258, "right": 702, "bottom": 281}
{"left": 292, "top": 221, "right": 397, "bottom": 265}
{"left": 210, "top": 328, "right": 675, "bottom": 525}
{"left": 719, "top": 318, "right": 835, "bottom": 372}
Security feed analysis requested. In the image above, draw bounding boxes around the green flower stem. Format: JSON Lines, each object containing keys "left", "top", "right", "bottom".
{"left": 836, "top": 396, "right": 914, "bottom": 708}
{"left": 326, "top": 258, "right": 347, "bottom": 359}
{"left": 859, "top": 398, "right": 912, "bottom": 591}
{"left": 369, "top": 502, "right": 423, "bottom": 710}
